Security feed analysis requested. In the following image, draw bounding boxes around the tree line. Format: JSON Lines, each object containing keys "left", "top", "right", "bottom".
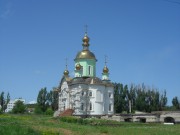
{"left": 0, "top": 92, "right": 10, "bottom": 113}
{"left": 1, "top": 82, "right": 179, "bottom": 114}
{"left": 35, "top": 87, "right": 58, "bottom": 115}
{"left": 114, "top": 83, "right": 168, "bottom": 113}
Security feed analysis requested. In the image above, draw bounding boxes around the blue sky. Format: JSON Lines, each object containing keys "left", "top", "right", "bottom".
{"left": 0, "top": 0, "right": 179, "bottom": 105}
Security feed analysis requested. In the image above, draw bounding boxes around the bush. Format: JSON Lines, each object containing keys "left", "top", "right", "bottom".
{"left": 59, "top": 116, "right": 120, "bottom": 126}
{"left": 0, "top": 109, "right": 3, "bottom": 114}
{"left": 12, "top": 100, "right": 26, "bottom": 114}
{"left": 45, "top": 108, "right": 54, "bottom": 115}
{"left": 60, "top": 116, "right": 78, "bottom": 123}
{"left": 77, "top": 118, "right": 83, "bottom": 124}
{"left": 34, "top": 105, "right": 43, "bottom": 114}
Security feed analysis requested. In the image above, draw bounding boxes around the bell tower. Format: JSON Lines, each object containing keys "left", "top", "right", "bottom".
{"left": 74, "top": 28, "right": 97, "bottom": 78}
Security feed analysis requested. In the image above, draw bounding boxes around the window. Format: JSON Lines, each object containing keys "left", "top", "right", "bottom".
{"left": 64, "top": 103, "right": 65, "bottom": 110}
{"left": 88, "top": 66, "right": 91, "bottom": 75}
{"left": 89, "top": 102, "right": 92, "bottom": 111}
{"left": 81, "top": 91, "right": 84, "bottom": 96}
{"left": 89, "top": 91, "right": 92, "bottom": 97}
{"left": 81, "top": 103, "right": 84, "bottom": 111}
{"left": 109, "top": 104, "right": 112, "bottom": 111}
{"left": 109, "top": 93, "right": 112, "bottom": 98}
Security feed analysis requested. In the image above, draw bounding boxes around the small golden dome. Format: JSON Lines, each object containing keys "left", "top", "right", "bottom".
{"left": 83, "top": 35, "right": 89, "bottom": 42}
{"left": 103, "top": 66, "right": 109, "bottom": 73}
{"left": 76, "top": 63, "right": 81, "bottom": 70}
{"left": 75, "top": 50, "right": 96, "bottom": 60}
{"left": 63, "top": 69, "right": 69, "bottom": 76}
{"left": 82, "top": 35, "right": 89, "bottom": 47}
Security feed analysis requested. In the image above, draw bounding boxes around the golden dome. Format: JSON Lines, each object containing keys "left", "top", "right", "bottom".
{"left": 103, "top": 66, "right": 109, "bottom": 73}
{"left": 82, "top": 35, "right": 89, "bottom": 47}
{"left": 75, "top": 50, "right": 96, "bottom": 60}
{"left": 83, "top": 35, "right": 89, "bottom": 42}
{"left": 76, "top": 63, "right": 81, "bottom": 70}
{"left": 63, "top": 69, "right": 69, "bottom": 76}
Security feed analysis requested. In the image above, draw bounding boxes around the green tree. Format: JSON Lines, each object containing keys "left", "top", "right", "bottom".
{"left": 114, "top": 82, "right": 169, "bottom": 113}
{"left": 47, "top": 88, "right": 59, "bottom": 111}
{"left": 129, "top": 84, "right": 136, "bottom": 113}
{"left": 37, "top": 87, "right": 48, "bottom": 112}
{"left": 0, "top": 92, "right": 5, "bottom": 112}
{"left": 45, "top": 108, "right": 54, "bottom": 115}
{"left": 159, "top": 90, "right": 167, "bottom": 110}
{"left": 4, "top": 92, "right": 10, "bottom": 112}
{"left": 12, "top": 100, "right": 26, "bottom": 114}
{"left": 114, "top": 83, "right": 120, "bottom": 113}
{"left": 172, "top": 96, "right": 180, "bottom": 109}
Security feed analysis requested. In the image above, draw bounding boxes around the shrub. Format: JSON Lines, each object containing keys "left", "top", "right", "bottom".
{"left": 59, "top": 116, "right": 121, "bottom": 126}
{"left": 77, "top": 118, "right": 83, "bottom": 124}
{"left": 12, "top": 100, "right": 26, "bottom": 114}
{"left": 34, "top": 105, "right": 43, "bottom": 114}
{"left": 60, "top": 116, "right": 78, "bottom": 123}
{"left": 45, "top": 108, "right": 54, "bottom": 115}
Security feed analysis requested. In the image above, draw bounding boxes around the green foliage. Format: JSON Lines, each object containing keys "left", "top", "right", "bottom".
{"left": 172, "top": 96, "right": 180, "bottom": 110}
{"left": 0, "top": 124, "right": 40, "bottom": 135}
{"left": 47, "top": 88, "right": 59, "bottom": 111}
{"left": 36, "top": 87, "right": 59, "bottom": 113}
{"left": 60, "top": 116, "right": 120, "bottom": 126}
{"left": 37, "top": 87, "right": 48, "bottom": 112}
{"left": 0, "top": 109, "right": 2, "bottom": 114}
{"left": 60, "top": 116, "right": 78, "bottom": 123}
{"left": 1, "top": 114, "right": 180, "bottom": 135}
{"left": 0, "top": 92, "right": 10, "bottom": 113}
{"left": 0, "top": 92, "right": 5, "bottom": 112}
{"left": 114, "top": 83, "right": 168, "bottom": 113}
{"left": 45, "top": 108, "right": 54, "bottom": 115}
{"left": 34, "top": 105, "right": 43, "bottom": 114}
{"left": 12, "top": 100, "right": 26, "bottom": 114}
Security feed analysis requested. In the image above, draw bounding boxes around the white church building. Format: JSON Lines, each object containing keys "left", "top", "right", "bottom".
{"left": 58, "top": 31, "right": 114, "bottom": 116}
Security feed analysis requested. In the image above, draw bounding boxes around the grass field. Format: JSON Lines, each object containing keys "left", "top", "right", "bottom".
{"left": 0, "top": 114, "right": 180, "bottom": 135}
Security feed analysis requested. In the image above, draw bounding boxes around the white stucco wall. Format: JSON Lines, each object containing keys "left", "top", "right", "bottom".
{"left": 59, "top": 79, "right": 114, "bottom": 116}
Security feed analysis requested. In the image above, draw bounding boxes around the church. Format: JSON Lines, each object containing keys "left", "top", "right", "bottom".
{"left": 57, "top": 31, "right": 114, "bottom": 116}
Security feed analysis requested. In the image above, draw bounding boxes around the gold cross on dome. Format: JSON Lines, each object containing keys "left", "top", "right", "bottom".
{"left": 105, "top": 55, "right": 108, "bottom": 65}
{"left": 85, "top": 25, "right": 88, "bottom": 34}
{"left": 65, "top": 58, "right": 68, "bottom": 69}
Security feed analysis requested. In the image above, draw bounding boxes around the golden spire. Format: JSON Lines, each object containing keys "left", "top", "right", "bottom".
{"left": 103, "top": 55, "right": 109, "bottom": 73}
{"left": 82, "top": 25, "right": 89, "bottom": 48}
{"left": 85, "top": 24, "right": 88, "bottom": 35}
{"left": 64, "top": 58, "right": 69, "bottom": 76}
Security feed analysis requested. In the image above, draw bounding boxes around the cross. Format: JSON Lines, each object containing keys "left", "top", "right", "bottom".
{"left": 105, "top": 55, "right": 108, "bottom": 65}
{"left": 65, "top": 58, "right": 68, "bottom": 69}
{"left": 85, "top": 25, "right": 88, "bottom": 34}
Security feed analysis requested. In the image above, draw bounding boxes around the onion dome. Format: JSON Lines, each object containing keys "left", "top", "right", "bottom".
{"left": 76, "top": 63, "right": 81, "bottom": 70}
{"left": 75, "top": 50, "right": 96, "bottom": 60}
{"left": 63, "top": 69, "right": 69, "bottom": 76}
{"left": 103, "top": 66, "right": 109, "bottom": 73}
{"left": 82, "top": 34, "right": 89, "bottom": 47}
{"left": 75, "top": 32, "right": 97, "bottom": 61}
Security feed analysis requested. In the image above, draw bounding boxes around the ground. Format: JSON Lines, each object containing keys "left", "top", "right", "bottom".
{"left": 0, "top": 114, "right": 180, "bottom": 135}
